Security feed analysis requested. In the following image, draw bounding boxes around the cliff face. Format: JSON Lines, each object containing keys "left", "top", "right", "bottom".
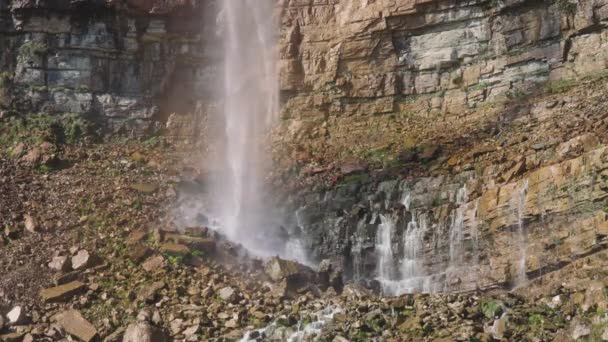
{"left": 276, "top": 0, "right": 608, "bottom": 165}
{"left": 0, "top": 0, "right": 217, "bottom": 134}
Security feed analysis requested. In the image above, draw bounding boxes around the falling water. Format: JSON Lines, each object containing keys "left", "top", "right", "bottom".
{"left": 375, "top": 214, "right": 396, "bottom": 292}
{"left": 214, "top": 0, "right": 279, "bottom": 253}
{"left": 515, "top": 180, "right": 529, "bottom": 286}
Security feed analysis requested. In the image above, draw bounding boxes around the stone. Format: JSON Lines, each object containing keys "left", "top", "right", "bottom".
{"left": 4, "top": 225, "right": 19, "bottom": 238}
{"left": 128, "top": 244, "right": 152, "bottom": 263}
{"left": 142, "top": 255, "right": 166, "bottom": 272}
{"left": 137, "top": 281, "right": 165, "bottom": 303}
{"left": 572, "top": 322, "right": 591, "bottom": 340}
{"left": 0, "top": 333, "right": 23, "bottom": 342}
{"left": 23, "top": 214, "right": 38, "bottom": 233}
{"left": 48, "top": 255, "right": 71, "bottom": 272}
{"left": 160, "top": 243, "right": 190, "bottom": 257}
{"left": 602, "top": 328, "right": 608, "bottom": 341}
{"left": 265, "top": 257, "right": 301, "bottom": 282}
{"left": 123, "top": 322, "right": 168, "bottom": 342}
{"left": 40, "top": 281, "right": 86, "bottom": 302}
{"left": 53, "top": 310, "right": 98, "bottom": 342}
{"left": 184, "top": 226, "right": 208, "bottom": 237}
{"left": 130, "top": 183, "right": 158, "bottom": 193}
{"left": 6, "top": 306, "right": 25, "bottom": 325}
{"left": 485, "top": 315, "right": 507, "bottom": 340}
{"left": 218, "top": 286, "right": 237, "bottom": 303}
{"left": 127, "top": 231, "right": 147, "bottom": 245}
{"left": 419, "top": 145, "right": 440, "bottom": 161}
{"left": 71, "top": 250, "right": 101, "bottom": 270}
{"left": 104, "top": 327, "right": 125, "bottom": 342}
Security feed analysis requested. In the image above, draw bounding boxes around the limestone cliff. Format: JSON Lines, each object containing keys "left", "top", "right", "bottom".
{"left": 0, "top": 0, "right": 217, "bottom": 134}
{"left": 276, "top": 0, "right": 608, "bottom": 165}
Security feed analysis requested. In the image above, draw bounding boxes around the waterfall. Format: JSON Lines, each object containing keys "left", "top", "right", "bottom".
{"left": 213, "top": 0, "right": 279, "bottom": 254}
{"left": 514, "top": 179, "right": 529, "bottom": 286}
{"left": 375, "top": 214, "right": 396, "bottom": 292}
{"left": 448, "top": 185, "right": 468, "bottom": 266}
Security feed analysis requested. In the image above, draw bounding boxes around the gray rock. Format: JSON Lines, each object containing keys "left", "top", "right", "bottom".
{"left": 218, "top": 286, "right": 237, "bottom": 302}
{"left": 123, "top": 323, "right": 168, "bottom": 342}
{"left": 48, "top": 256, "right": 71, "bottom": 272}
{"left": 71, "top": 250, "right": 100, "bottom": 270}
{"left": 572, "top": 322, "right": 591, "bottom": 340}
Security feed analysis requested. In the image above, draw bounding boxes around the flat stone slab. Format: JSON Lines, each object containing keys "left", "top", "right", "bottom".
{"left": 160, "top": 243, "right": 190, "bottom": 256}
{"left": 53, "top": 310, "right": 98, "bottom": 342}
{"left": 40, "top": 281, "right": 85, "bottom": 302}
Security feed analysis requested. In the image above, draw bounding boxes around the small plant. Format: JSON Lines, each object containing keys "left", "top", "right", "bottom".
{"left": 19, "top": 40, "right": 49, "bottom": 59}
{"left": 481, "top": 299, "right": 504, "bottom": 319}
{"left": 528, "top": 313, "right": 545, "bottom": 329}
{"left": 506, "top": 88, "right": 528, "bottom": 100}
{"left": 341, "top": 174, "right": 369, "bottom": 185}
{"left": 546, "top": 79, "right": 577, "bottom": 94}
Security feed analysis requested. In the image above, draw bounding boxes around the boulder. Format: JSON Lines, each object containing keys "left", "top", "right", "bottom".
{"left": 123, "top": 323, "right": 168, "bottom": 342}
{"left": 142, "top": 255, "right": 166, "bottom": 272}
{"left": 53, "top": 310, "right": 98, "bottom": 342}
{"left": 128, "top": 244, "right": 152, "bottom": 263}
{"left": 265, "top": 257, "right": 302, "bottom": 282}
{"left": 137, "top": 281, "right": 165, "bottom": 303}
{"left": 159, "top": 243, "right": 190, "bottom": 257}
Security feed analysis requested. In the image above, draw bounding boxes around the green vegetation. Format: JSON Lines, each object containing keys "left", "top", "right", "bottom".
{"left": 481, "top": 300, "right": 504, "bottom": 319}
{"left": 469, "top": 81, "right": 490, "bottom": 92}
{"left": 556, "top": 0, "right": 577, "bottom": 14}
{"left": 19, "top": 40, "right": 49, "bottom": 59}
{"left": 546, "top": 79, "right": 577, "bottom": 94}
{"left": 505, "top": 88, "right": 528, "bottom": 100}
{"left": 0, "top": 113, "right": 95, "bottom": 153}
{"left": 341, "top": 174, "right": 369, "bottom": 185}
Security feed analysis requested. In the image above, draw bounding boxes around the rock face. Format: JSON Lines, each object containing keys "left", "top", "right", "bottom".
{"left": 0, "top": 0, "right": 217, "bottom": 133}
{"left": 275, "top": 0, "right": 608, "bottom": 165}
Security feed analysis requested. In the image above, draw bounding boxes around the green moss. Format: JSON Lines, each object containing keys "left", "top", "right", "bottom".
{"left": 341, "top": 174, "right": 369, "bottom": 185}
{"left": 546, "top": 79, "right": 577, "bottom": 94}
{"left": 19, "top": 40, "right": 48, "bottom": 59}
{"left": 481, "top": 299, "right": 504, "bottom": 319}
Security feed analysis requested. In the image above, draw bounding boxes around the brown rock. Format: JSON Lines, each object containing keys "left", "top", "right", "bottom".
{"left": 40, "top": 281, "right": 86, "bottom": 302}
{"left": 128, "top": 244, "right": 152, "bottom": 263}
{"left": 137, "top": 281, "right": 165, "bottom": 303}
{"left": 127, "top": 231, "right": 148, "bottom": 245}
{"left": 53, "top": 310, "right": 98, "bottom": 342}
{"left": 123, "top": 322, "right": 168, "bottom": 342}
{"left": 0, "top": 333, "right": 24, "bottom": 342}
{"left": 130, "top": 183, "right": 158, "bottom": 193}
{"left": 142, "top": 255, "right": 166, "bottom": 272}
{"left": 160, "top": 243, "right": 190, "bottom": 257}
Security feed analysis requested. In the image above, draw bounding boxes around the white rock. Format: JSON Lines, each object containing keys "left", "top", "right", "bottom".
{"left": 23, "top": 214, "right": 38, "bottom": 233}
{"left": 7, "top": 306, "right": 25, "bottom": 324}
{"left": 48, "top": 256, "right": 71, "bottom": 271}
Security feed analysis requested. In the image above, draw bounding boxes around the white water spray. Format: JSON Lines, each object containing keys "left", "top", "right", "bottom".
{"left": 213, "top": 0, "right": 279, "bottom": 254}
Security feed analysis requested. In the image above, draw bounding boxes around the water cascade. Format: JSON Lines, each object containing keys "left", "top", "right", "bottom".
{"left": 375, "top": 214, "right": 397, "bottom": 293}
{"left": 213, "top": 0, "right": 280, "bottom": 254}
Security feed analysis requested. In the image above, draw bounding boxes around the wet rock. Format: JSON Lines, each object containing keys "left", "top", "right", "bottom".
{"left": 142, "top": 255, "right": 166, "bottom": 272}
{"left": 71, "top": 250, "right": 101, "bottom": 270}
{"left": 6, "top": 306, "right": 25, "bottom": 325}
{"left": 48, "top": 256, "right": 71, "bottom": 272}
{"left": 218, "top": 286, "right": 237, "bottom": 303}
{"left": 23, "top": 214, "right": 38, "bottom": 233}
{"left": 123, "top": 322, "right": 168, "bottom": 342}
{"left": 40, "top": 281, "right": 86, "bottom": 302}
{"left": 53, "top": 310, "right": 98, "bottom": 342}
{"left": 184, "top": 226, "right": 208, "bottom": 237}
{"left": 265, "top": 257, "right": 302, "bottom": 282}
